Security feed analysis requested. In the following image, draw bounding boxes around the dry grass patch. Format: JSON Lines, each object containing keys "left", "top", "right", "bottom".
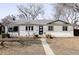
{"left": 46, "top": 37, "right": 79, "bottom": 55}
{"left": 0, "top": 37, "right": 45, "bottom": 55}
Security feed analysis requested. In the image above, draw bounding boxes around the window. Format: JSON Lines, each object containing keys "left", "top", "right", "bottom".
{"left": 8, "top": 26, "right": 18, "bottom": 32}
{"left": 31, "top": 26, "right": 33, "bottom": 31}
{"left": 26, "top": 26, "right": 33, "bottom": 31}
{"left": 13, "top": 26, "right": 18, "bottom": 32}
{"left": 63, "top": 26, "right": 67, "bottom": 31}
{"left": 48, "top": 26, "right": 53, "bottom": 31}
{"left": 26, "top": 26, "right": 28, "bottom": 31}
{"left": 29, "top": 26, "right": 30, "bottom": 30}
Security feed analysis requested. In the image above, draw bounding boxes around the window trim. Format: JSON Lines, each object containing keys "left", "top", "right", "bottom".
{"left": 26, "top": 26, "right": 33, "bottom": 31}
{"left": 13, "top": 26, "right": 18, "bottom": 32}
{"left": 48, "top": 26, "right": 53, "bottom": 31}
{"left": 63, "top": 26, "right": 68, "bottom": 31}
{"left": 8, "top": 26, "right": 18, "bottom": 32}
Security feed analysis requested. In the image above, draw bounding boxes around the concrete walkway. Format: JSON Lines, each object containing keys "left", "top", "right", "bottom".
{"left": 40, "top": 38, "right": 55, "bottom": 55}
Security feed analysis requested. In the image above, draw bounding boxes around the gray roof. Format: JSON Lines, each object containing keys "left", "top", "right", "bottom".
{"left": 8, "top": 19, "right": 53, "bottom": 25}
{"left": 8, "top": 19, "right": 72, "bottom": 26}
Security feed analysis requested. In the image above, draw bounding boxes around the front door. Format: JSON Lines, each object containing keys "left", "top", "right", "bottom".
{"left": 39, "top": 25, "right": 43, "bottom": 35}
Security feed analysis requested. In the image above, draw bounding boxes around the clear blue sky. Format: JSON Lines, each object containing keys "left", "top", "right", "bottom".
{"left": 0, "top": 3, "right": 54, "bottom": 21}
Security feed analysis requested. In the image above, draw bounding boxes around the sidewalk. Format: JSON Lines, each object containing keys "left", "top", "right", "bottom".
{"left": 40, "top": 38, "right": 55, "bottom": 55}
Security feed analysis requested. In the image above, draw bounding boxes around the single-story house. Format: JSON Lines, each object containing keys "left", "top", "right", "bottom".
{"left": 5, "top": 19, "right": 74, "bottom": 37}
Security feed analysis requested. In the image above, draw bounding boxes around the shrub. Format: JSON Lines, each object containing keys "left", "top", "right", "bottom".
{"left": 34, "top": 35, "right": 38, "bottom": 38}
{"left": 2, "top": 33, "right": 10, "bottom": 38}
{"left": 33, "top": 34, "right": 39, "bottom": 40}
{"left": 45, "top": 34, "right": 53, "bottom": 39}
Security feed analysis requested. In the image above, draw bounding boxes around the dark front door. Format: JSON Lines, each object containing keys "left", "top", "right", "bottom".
{"left": 39, "top": 25, "right": 43, "bottom": 35}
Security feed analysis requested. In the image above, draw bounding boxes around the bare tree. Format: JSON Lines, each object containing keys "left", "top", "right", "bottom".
{"left": 17, "top": 14, "right": 26, "bottom": 19}
{"left": 54, "top": 4, "right": 65, "bottom": 20}
{"left": 54, "top": 3, "right": 74, "bottom": 20}
{"left": 60, "top": 8, "right": 79, "bottom": 25}
{"left": 17, "top": 4, "right": 44, "bottom": 20}
{"left": 2, "top": 15, "right": 16, "bottom": 25}
{"left": 53, "top": 3, "right": 79, "bottom": 25}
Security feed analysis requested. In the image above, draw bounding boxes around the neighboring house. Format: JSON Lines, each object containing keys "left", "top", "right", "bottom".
{"left": 5, "top": 20, "right": 74, "bottom": 37}
{"left": 73, "top": 25, "right": 79, "bottom": 36}
{"left": 0, "top": 23, "right": 5, "bottom": 34}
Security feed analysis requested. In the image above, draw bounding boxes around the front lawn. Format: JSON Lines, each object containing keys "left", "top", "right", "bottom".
{"left": 46, "top": 37, "right": 79, "bottom": 55}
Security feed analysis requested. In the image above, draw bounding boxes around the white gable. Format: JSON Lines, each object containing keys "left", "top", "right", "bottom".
{"left": 53, "top": 21, "right": 66, "bottom": 24}
{"left": 47, "top": 20, "right": 71, "bottom": 25}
